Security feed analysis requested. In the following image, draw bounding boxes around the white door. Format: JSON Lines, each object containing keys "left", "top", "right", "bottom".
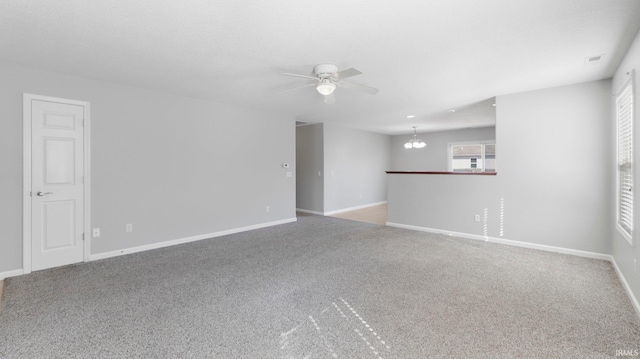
{"left": 29, "top": 98, "right": 86, "bottom": 271}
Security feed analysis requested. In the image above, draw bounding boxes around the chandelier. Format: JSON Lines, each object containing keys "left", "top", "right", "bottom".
{"left": 404, "top": 126, "right": 426, "bottom": 149}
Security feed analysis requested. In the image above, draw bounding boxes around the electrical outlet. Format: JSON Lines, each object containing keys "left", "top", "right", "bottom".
{"left": 126, "top": 224, "right": 133, "bottom": 233}
{"left": 92, "top": 228, "right": 100, "bottom": 238}
{"left": 474, "top": 215, "right": 481, "bottom": 222}
{"left": 266, "top": 206, "right": 270, "bottom": 213}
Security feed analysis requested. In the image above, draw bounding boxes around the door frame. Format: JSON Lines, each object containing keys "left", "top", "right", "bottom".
{"left": 23, "top": 93, "right": 92, "bottom": 274}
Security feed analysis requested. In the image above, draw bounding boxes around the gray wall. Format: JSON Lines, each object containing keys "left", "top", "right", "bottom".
{"left": 496, "top": 79, "right": 611, "bottom": 253}
{"left": 0, "top": 62, "right": 295, "bottom": 273}
{"left": 323, "top": 124, "right": 390, "bottom": 213}
{"left": 296, "top": 123, "right": 324, "bottom": 213}
{"left": 388, "top": 79, "right": 612, "bottom": 254}
{"left": 390, "top": 127, "right": 496, "bottom": 171}
{"left": 611, "top": 28, "right": 640, "bottom": 308}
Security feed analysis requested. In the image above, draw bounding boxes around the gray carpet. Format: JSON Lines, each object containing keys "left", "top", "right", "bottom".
{"left": 1, "top": 215, "right": 639, "bottom": 358}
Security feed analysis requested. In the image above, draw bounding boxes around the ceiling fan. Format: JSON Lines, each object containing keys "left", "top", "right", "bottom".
{"left": 280, "top": 64, "right": 379, "bottom": 104}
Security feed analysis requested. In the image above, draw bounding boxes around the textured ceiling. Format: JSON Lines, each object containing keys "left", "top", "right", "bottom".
{"left": 1, "top": 0, "right": 639, "bottom": 135}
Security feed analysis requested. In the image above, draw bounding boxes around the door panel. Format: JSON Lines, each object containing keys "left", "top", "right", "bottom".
{"left": 43, "top": 111, "right": 76, "bottom": 130}
{"left": 42, "top": 200, "right": 76, "bottom": 250}
{"left": 44, "top": 138, "right": 76, "bottom": 185}
{"left": 31, "top": 99, "right": 85, "bottom": 271}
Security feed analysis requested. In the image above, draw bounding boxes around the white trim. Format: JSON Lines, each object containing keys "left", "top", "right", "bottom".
{"left": 614, "top": 74, "right": 635, "bottom": 246}
{"left": 83, "top": 102, "right": 92, "bottom": 261}
{"left": 296, "top": 208, "right": 324, "bottom": 215}
{"left": 614, "top": 69, "right": 635, "bottom": 97}
{"left": 324, "top": 201, "right": 387, "bottom": 216}
{"left": 0, "top": 269, "right": 24, "bottom": 280}
{"left": 88, "top": 217, "right": 297, "bottom": 261}
{"left": 385, "top": 222, "right": 611, "bottom": 261}
{"left": 22, "top": 94, "right": 91, "bottom": 274}
{"left": 616, "top": 223, "right": 634, "bottom": 246}
{"left": 610, "top": 256, "right": 640, "bottom": 319}
{"left": 22, "top": 95, "right": 32, "bottom": 274}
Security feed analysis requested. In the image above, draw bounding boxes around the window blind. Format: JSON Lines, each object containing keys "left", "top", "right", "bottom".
{"left": 617, "top": 80, "right": 634, "bottom": 238}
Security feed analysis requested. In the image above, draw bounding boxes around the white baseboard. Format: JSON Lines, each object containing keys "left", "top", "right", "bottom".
{"left": 0, "top": 269, "right": 24, "bottom": 280}
{"left": 296, "top": 208, "right": 324, "bottom": 215}
{"left": 385, "top": 222, "right": 611, "bottom": 261}
{"left": 324, "top": 201, "right": 387, "bottom": 216}
{"left": 610, "top": 256, "right": 640, "bottom": 320}
{"left": 89, "top": 217, "right": 297, "bottom": 261}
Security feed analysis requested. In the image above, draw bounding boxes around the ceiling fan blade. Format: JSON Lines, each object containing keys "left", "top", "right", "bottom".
{"left": 324, "top": 93, "right": 336, "bottom": 105}
{"left": 333, "top": 68, "right": 363, "bottom": 80}
{"left": 278, "top": 82, "right": 316, "bottom": 95}
{"left": 281, "top": 72, "right": 319, "bottom": 81}
{"left": 338, "top": 81, "right": 379, "bottom": 95}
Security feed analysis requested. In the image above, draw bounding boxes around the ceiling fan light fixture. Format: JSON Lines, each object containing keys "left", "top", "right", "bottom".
{"left": 281, "top": 64, "right": 378, "bottom": 103}
{"left": 316, "top": 79, "right": 336, "bottom": 95}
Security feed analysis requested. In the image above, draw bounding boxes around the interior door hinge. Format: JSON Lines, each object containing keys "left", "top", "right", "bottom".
{"left": 82, "top": 233, "right": 85, "bottom": 241}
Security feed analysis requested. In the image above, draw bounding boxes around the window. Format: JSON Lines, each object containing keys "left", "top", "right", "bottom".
{"left": 616, "top": 76, "right": 634, "bottom": 244}
{"left": 449, "top": 141, "right": 496, "bottom": 173}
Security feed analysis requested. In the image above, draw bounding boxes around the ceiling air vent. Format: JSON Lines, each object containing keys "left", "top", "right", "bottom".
{"left": 584, "top": 54, "right": 604, "bottom": 66}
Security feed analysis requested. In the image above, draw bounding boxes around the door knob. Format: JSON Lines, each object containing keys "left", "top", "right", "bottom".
{"left": 36, "top": 192, "right": 53, "bottom": 196}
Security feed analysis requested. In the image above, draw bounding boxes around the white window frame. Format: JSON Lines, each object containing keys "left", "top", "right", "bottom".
{"left": 615, "top": 73, "right": 635, "bottom": 246}
{"left": 448, "top": 140, "right": 496, "bottom": 173}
